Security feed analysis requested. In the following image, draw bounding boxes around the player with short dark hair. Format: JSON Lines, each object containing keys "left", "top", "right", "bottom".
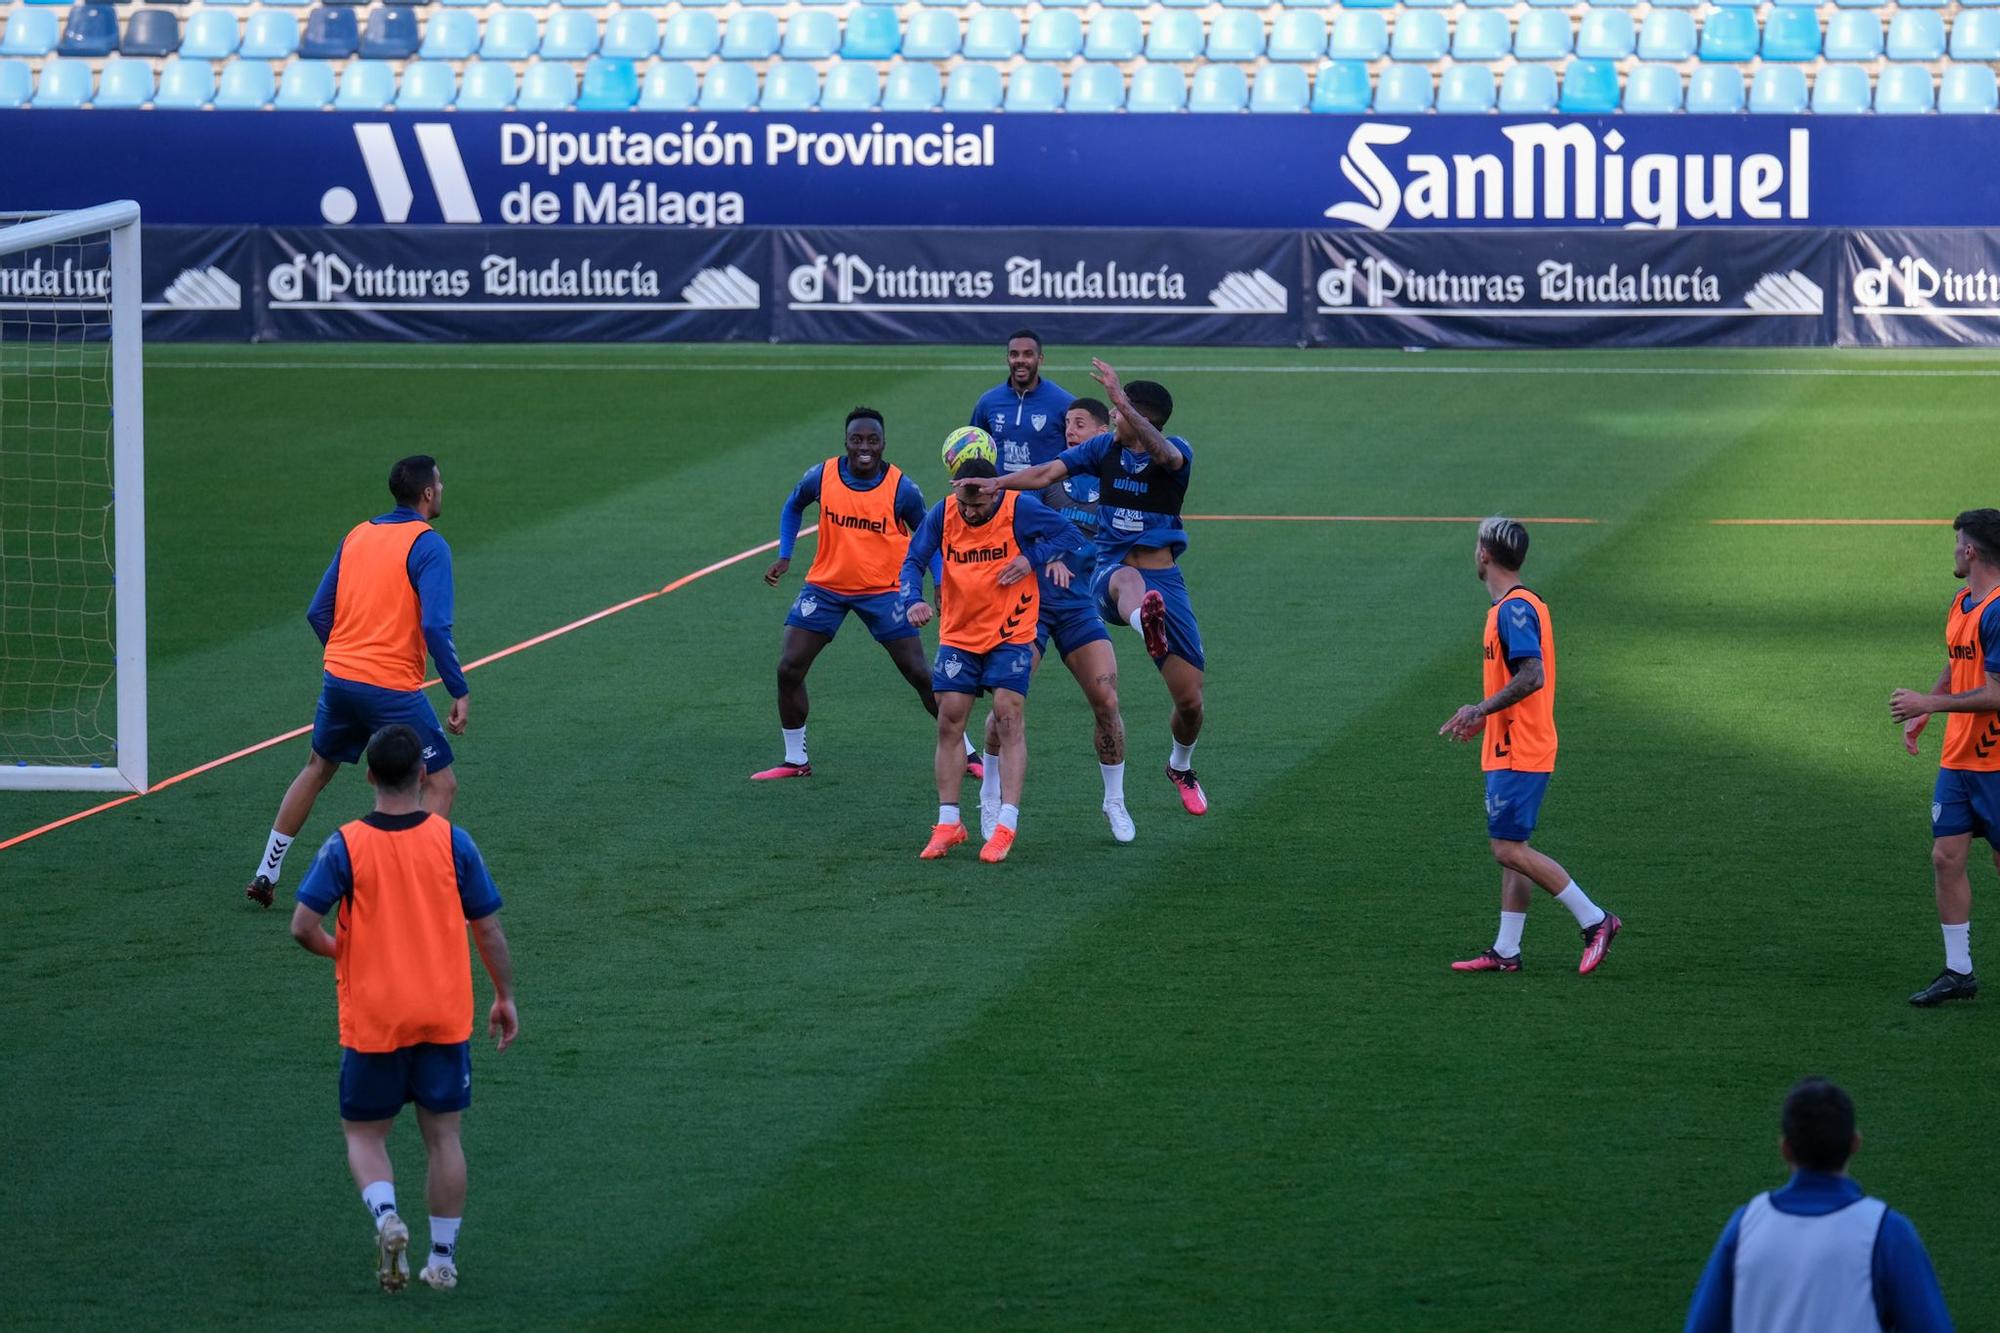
{"left": 290, "top": 724, "right": 517, "bottom": 1294}
{"left": 758, "top": 407, "right": 979, "bottom": 780}
{"left": 1441, "top": 517, "right": 1622, "bottom": 975}
{"left": 1890, "top": 507, "right": 2000, "bottom": 1006}
{"left": 969, "top": 328, "right": 1073, "bottom": 482}
{"left": 245, "top": 457, "right": 469, "bottom": 908}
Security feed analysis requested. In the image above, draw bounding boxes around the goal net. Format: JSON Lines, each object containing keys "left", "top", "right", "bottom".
{"left": 0, "top": 201, "right": 146, "bottom": 793}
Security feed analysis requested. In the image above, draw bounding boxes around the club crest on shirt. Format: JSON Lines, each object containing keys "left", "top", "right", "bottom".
{"left": 422, "top": 746, "right": 438, "bottom": 761}
{"left": 1119, "top": 450, "right": 1149, "bottom": 475}
{"left": 944, "top": 658, "right": 963, "bottom": 679}
{"left": 1031, "top": 413, "right": 1047, "bottom": 431}
{"left": 797, "top": 595, "right": 818, "bottom": 618}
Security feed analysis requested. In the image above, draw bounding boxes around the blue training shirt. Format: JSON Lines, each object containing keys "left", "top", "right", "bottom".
{"left": 306, "top": 507, "right": 467, "bottom": 699}
{"left": 1495, "top": 596, "right": 1543, "bottom": 666}
{"left": 777, "top": 458, "right": 928, "bottom": 562}
{"left": 1056, "top": 431, "right": 1194, "bottom": 565}
{"left": 295, "top": 810, "right": 503, "bottom": 920}
{"left": 970, "top": 378, "right": 1074, "bottom": 474}
{"left": 897, "top": 492, "right": 1093, "bottom": 616}
{"left": 1963, "top": 589, "right": 2000, "bottom": 673}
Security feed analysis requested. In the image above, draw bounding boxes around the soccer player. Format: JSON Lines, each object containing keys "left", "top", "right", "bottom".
{"left": 1439, "top": 517, "right": 1622, "bottom": 975}
{"left": 972, "top": 396, "right": 1134, "bottom": 843}
{"left": 968, "top": 328, "right": 1073, "bottom": 483}
{"left": 1889, "top": 507, "right": 2000, "bottom": 1007}
{"left": 972, "top": 360, "right": 1211, "bottom": 816}
{"left": 901, "top": 459, "right": 1090, "bottom": 863}
{"left": 758, "top": 406, "right": 978, "bottom": 780}
{"left": 289, "top": 725, "right": 517, "bottom": 1294}
{"left": 246, "top": 456, "right": 468, "bottom": 908}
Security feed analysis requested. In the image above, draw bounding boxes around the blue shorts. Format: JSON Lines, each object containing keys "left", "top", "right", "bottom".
{"left": 1486, "top": 770, "right": 1551, "bottom": 842}
{"left": 339, "top": 1041, "right": 472, "bottom": 1122}
{"left": 784, "top": 582, "right": 916, "bottom": 644}
{"left": 1933, "top": 767, "right": 2000, "bottom": 844}
{"left": 1036, "top": 602, "right": 1112, "bottom": 661}
{"left": 934, "top": 642, "right": 1035, "bottom": 697}
{"left": 313, "top": 674, "right": 455, "bottom": 771}
{"left": 1094, "top": 562, "right": 1205, "bottom": 672}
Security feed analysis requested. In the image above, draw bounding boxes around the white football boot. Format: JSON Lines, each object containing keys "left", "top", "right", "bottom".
{"left": 376, "top": 1213, "right": 410, "bottom": 1293}
{"left": 1103, "top": 800, "right": 1136, "bottom": 844}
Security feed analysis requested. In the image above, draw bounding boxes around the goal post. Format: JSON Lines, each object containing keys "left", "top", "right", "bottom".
{"left": 0, "top": 200, "right": 146, "bottom": 793}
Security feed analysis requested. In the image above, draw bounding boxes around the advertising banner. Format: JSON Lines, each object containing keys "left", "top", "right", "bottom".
{"left": 0, "top": 226, "right": 256, "bottom": 340}
{"left": 1840, "top": 229, "right": 2000, "bottom": 347}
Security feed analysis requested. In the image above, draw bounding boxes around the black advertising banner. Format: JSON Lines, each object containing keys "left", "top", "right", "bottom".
{"left": 1841, "top": 230, "right": 2000, "bottom": 347}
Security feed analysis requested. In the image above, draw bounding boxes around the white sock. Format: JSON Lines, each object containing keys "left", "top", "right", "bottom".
{"left": 1100, "top": 762, "right": 1126, "bottom": 803}
{"left": 963, "top": 733, "right": 978, "bottom": 757}
{"left": 1494, "top": 911, "right": 1526, "bottom": 958}
{"left": 1943, "top": 922, "right": 1973, "bottom": 974}
{"left": 781, "top": 726, "right": 807, "bottom": 766}
{"left": 938, "top": 803, "right": 960, "bottom": 827}
{"left": 1126, "top": 608, "right": 1144, "bottom": 635}
{"left": 1554, "top": 881, "right": 1606, "bottom": 928}
{"left": 1169, "top": 739, "right": 1196, "bottom": 771}
{"left": 429, "top": 1216, "right": 460, "bottom": 1266}
{"left": 982, "top": 752, "right": 1002, "bottom": 802}
{"left": 361, "top": 1181, "right": 397, "bottom": 1228}
{"left": 256, "top": 829, "right": 294, "bottom": 885}
{"left": 998, "top": 803, "right": 1019, "bottom": 832}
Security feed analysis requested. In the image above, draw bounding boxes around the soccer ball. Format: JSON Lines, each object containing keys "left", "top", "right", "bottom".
{"left": 941, "top": 427, "right": 997, "bottom": 476}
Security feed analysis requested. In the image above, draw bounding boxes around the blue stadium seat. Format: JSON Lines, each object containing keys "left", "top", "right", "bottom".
{"left": 1127, "top": 62, "right": 1184, "bottom": 111}
{"left": 636, "top": 60, "right": 694, "bottom": 109}
{"left": 1513, "top": 11, "right": 1571, "bottom": 59}
{"left": 479, "top": 10, "right": 534, "bottom": 58}
{"left": 718, "top": 10, "right": 775, "bottom": 58}
{"left": 1343, "top": 0, "right": 1395, "bottom": 8}
{"left": 1810, "top": 63, "right": 1869, "bottom": 113}
{"left": 900, "top": 10, "right": 956, "bottom": 59}
{"left": 1083, "top": 9, "right": 1139, "bottom": 59}
{"left": 333, "top": 57, "right": 393, "bottom": 107}
{"left": 0, "top": 9, "right": 60, "bottom": 55}
{"left": 153, "top": 54, "right": 213, "bottom": 105}
{"left": 1875, "top": 63, "right": 1934, "bottom": 113}
{"left": 121, "top": 9, "right": 179, "bottom": 55}
{"left": 821, "top": 59, "right": 878, "bottom": 109}
{"left": 1761, "top": 7, "right": 1821, "bottom": 60}
{"left": 1748, "top": 63, "right": 1807, "bottom": 112}
{"left": 1497, "top": 62, "right": 1557, "bottom": 112}
{"left": 1940, "top": 63, "right": 1999, "bottom": 113}
{"left": 1887, "top": 10, "right": 1945, "bottom": 59}
{"left": 1189, "top": 63, "right": 1247, "bottom": 110}
{"left": 1160, "top": 0, "right": 1202, "bottom": 9}
{"left": 1436, "top": 61, "right": 1495, "bottom": 111}
{"left": 1900, "top": 0, "right": 1947, "bottom": 8}
{"left": 598, "top": 9, "right": 655, "bottom": 57}
{"left": 1463, "top": 0, "right": 1511, "bottom": 9}
{"left": 1021, "top": 10, "right": 1080, "bottom": 59}
{"left": 178, "top": 7, "right": 236, "bottom": 56}
{"left": 358, "top": 5, "right": 416, "bottom": 57}
{"left": 1685, "top": 63, "right": 1744, "bottom": 112}
{"left": 1621, "top": 62, "right": 1681, "bottom": 112}
{"left": 1558, "top": 57, "right": 1618, "bottom": 112}
{"left": 57, "top": 5, "right": 119, "bottom": 56}
{"left": 539, "top": 10, "right": 595, "bottom": 57}
{"left": 1004, "top": 61, "right": 1062, "bottom": 110}
{"left": 455, "top": 57, "right": 514, "bottom": 108}
{"left": 759, "top": 59, "right": 817, "bottom": 110}
{"left": 419, "top": 9, "right": 475, "bottom": 56}
{"left": 1951, "top": 9, "right": 2000, "bottom": 58}
{"left": 212, "top": 55, "right": 273, "bottom": 105}
{"left": 942, "top": 60, "right": 999, "bottom": 110}
{"left": 780, "top": 9, "right": 836, "bottom": 58}
{"left": 1372, "top": 63, "right": 1431, "bottom": 111}
{"left": 0, "top": 59, "right": 29, "bottom": 108}
{"left": 1267, "top": 12, "right": 1325, "bottom": 61}
{"left": 562, "top": 0, "right": 610, "bottom": 9}
{"left": 1576, "top": 10, "right": 1634, "bottom": 59}
{"left": 574, "top": 55, "right": 636, "bottom": 107}
{"left": 1823, "top": 12, "right": 1881, "bottom": 60}
{"left": 1637, "top": 9, "right": 1695, "bottom": 60}
{"left": 261, "top": 0, "right": 312, "bottom": 8}
{"left": 238, "top": 8, "right": 294, "bottom": 55}
{"left": 296, "top": 6, "right": 356, "bottom": 58}
{"left": 1699, "top": 9, "right": 1757, "bottom": 60}
{"left": 1146, "top": 10, "right": 1200, "bottom": 59}
{"left": 1327, "top": 11, "right": 1385, "bottom": 59}
{"left": 92, "top": 55, "right": 153, "bottom": 105}
{"left": 659, "top": 11, "right": 717, "bottom": 57}
{"left": 272, "top": 58, "right": 335, "bottom": 107}
{"left": 396, "top": 58, "right": 455, "bottom": 107}
{"left": 842, "top": 4, "right": 897, "bottom": 58}
{"left": 1065, "top": 62, "right": 1122, "bottom": 109}
{"left": 1250, "top": 62, "right": 1308, "bottom": 112}
{"left": 1207, "top": 11, "right": 1260, "bottom": 59}
{"left": 1280, "top": 0, "right": 1330, "bottom": 7}
{"left": 1310, "top": 58, "right": 1368, "bottom": 111}
{"left": 881, "top": 60, "right": 940, "bottom": 108}
{"left": 1389, "top": 10, "right": 1445, "bottom": 60}
{"left": 1451, "top": 11, "right": 1508, "bottom": 60}
{"left": 962, "top": 9, "right": 1017, "bottom": 57}
{"left": 33, "top": 55, "right": 90, "bottom": 103}
{"left": 515, "top": 59, "right": 574, "bottom": 110}
{"left": 697, "top": 59, "right": 753, "bottom": 109}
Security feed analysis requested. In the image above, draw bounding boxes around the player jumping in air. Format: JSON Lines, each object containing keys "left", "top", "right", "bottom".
{"left": 901, "top": 459, "right": 1091, "bottom": 864}
{"left": 1440, "top": 517, "right": 1622, "bottom": 975}
{"left": 1889, "top": 508, "right": 2000, "bottom": 1007}
{"left": 758, "top": 406, "right": 980, "bottom": 781}
{"left": 246, "top": 456, "right": 468, "bottom": 907}
{"left": 971, "top": 360, "right": 1210, "bottom": 816}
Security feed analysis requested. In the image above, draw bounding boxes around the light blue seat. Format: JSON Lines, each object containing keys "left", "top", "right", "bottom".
{"left": 1822, "top": 12, "right": 1881, "bottom": 60}
{"left": 1621, "top": 62, "right": 1681, "bottom": 112}
{"left": 178, "top": 6, "right": 237, "bottom": 56}
{"left": 1268, "top": 12, "right": 1325, "bottom": 60}
{"left": 1887, "top": 10, "right": 1945, "bottom": 59}
{"left": 333, "top": 57, "right": 393, "bottom": 107}
{"left": 1761, "top": 7, "right": 1821, "bottom": 60}
{"left": 636, "top": 60, "right": 695, "bottom": 109}
{"left": 1310, "top": 58, "right": 1368, "bottom": 111}
{"left": 1146, "top": 10, "right": 1200, "bottom": 58}
{"left": 1513, "top": 11, "right": 1571, "bottom": 59}
{"left": 1159, "top": 0, "right": 1201, "bottom": 8}
{"left": 1452, "top": 10, "right": 1509, "bottom": 60}
{"left": 1127, "top": 62, "right": 1184, "bottom": 111}
{"left": 1327, "top": 11, "right": 1385, "bottom": 58}
{"left": 297, "top": 6, "right": 358, "bottom": 60}
{"left": 154, "top": 54, "right": 214, "bottom": 105}
{"left": 1280, "top": 0, "right": 1329, "bottom": 7}
{"left": 272, "top": 58, "right": 335, "bottom": 108}
{"left": 1699, "top": 9, "right": 1757, "bottom": 60}
{"left": 821, "top": 59, "right": 878, "bottom": 109}
{"left": 563, "top": 0, "right": 611, "bottom": 8}
{"left": 1190, "top": 63, "right": 1247, "bottom": 110}
{"left": 1558, "top": 57, "right": 1618, "bottom": 111}
{"left": 1951, "top": 9, "right": 2000, "bottom": 58}
{"left": 880, "top": 60, "right": 940, "bottom": 108}
{"left": 1810, "top": 62, "right": 1869, "bottom": 113}
{"left": 719, "top": 10, "right": 776, "bottom": 57}
{"left": 396, "top": 59, "right": 455, "bottom": 108}
{"left": 1022, "top": 10, "right": 1080, "bottom": 59}
{"left": 759, "top": 59, "right": 818, "bottom": 109}
{"left": 1065, "top": 62, "right": 1122, "bottom": 109}
{"left": 539, "top": 10, "right": 596, "bottom": 58}
{"left": 698, "top": 59, "right": 754, "bottom": 109}
{"left": 419, "top": 10, "right": 476, "bottom": 57}
{"left": 1083, "top": 9, "right": 1139, "bottom": 59}
{"left": 1250, "top": 62, "right": 1308, "bottom": 111}
{"left": 1748, "top": 63, "right": 1807, "bottom": 112}
{"left": 0, "top": 56, "right": 32, "bottom": 105}
{"left": 1498, "top": 61, "right": 1557, "bottom": 112}
{"left": 479, "top": 10, "right": 536, "bottom": 59}
{"left": 260, "top": 0, "right": 311, "bottom": 6}
{"left": 575, "top": 55, "right": 637, "bottom": 107}
{"left": 901, "top": 10, "right": 956, "bottom": 58}
{"left": 1436, "top": 61, "right": 1495, "bottom": 111}
{"left": 1389, "top": 9, "right": 1445, "bottom": 60}
{"left": 1685, "top": 64, "right": 1743, "bottom": 111}
{"left": 962, "top": 9, "right": 1017, "bottom": 57}
{"left": 780, "top": 9, "right": 836, "bottom": 57}
{"left": 212, "top": 57, "right": 273, "bottom": 105}
{"left": 1373, "top": 63, "right": 1430, "bottom": 111}
{"left": 121, "top": 8, "right": 180, "bottom": 57}
{"left": 455, "top": 58, "right": 515, "bottom": 109}
{"left": 942, "top": 59, "right": 999, "bottom": 109}
{"left": 32, "top": 53, "right": 89, "bottom": 103}
{"left": 57, "top": 4, "right": 118, "bottom": 57}
{"left": 842, "top": 4, "right": 897, "bottom": 58}
{"left": 1940, "top": 63, "right": 1999, "bottom": 113}
{"left": 1342, "top": 0, "right": 1395, "bottom": 8}
{"left": 1207, "top": 11, "right": 1260, "bottom": 59}
{"left": 92, "top": 56, "right": 153, "bottom": 106}
{"left": 1576, "top": 10, "right": 1634, "bottom": 58}
{"left": 1637, "top": 9, "right": 1695, "bottom": 60}
{"left": 1875, "top": 63, "right": 1934, "bottom": 113}
{"left": 516, "top": 60, "right": 575, "bottom": 110}
{"left": 1004, "top": 61, "right": 1061, "bottom": 109}
{"left": 1, "top": 8, "right": 60, "bottom": 54}
{"left": 1899, "top": 0, "right": 1947, "bottom": 7}
{"left": 1464, "top": 0, "right": 1512, "bottom": 9}
{"left": 438, "top": 0, "right": 484, "bottom": 8}
{"left": 598, "top": 9, "right": 655, "bottom": 57}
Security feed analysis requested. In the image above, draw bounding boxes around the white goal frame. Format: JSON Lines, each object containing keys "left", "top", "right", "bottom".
{"left": 0, "top": 200, "right": 147, "bottom": 793}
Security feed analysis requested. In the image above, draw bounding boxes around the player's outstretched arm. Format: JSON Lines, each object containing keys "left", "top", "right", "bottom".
{"left": 470, "top": 914, "right": 518, "bottom": 1051}
{"left": 1090, "top": 359, "right": 1184, "bottom": 471}
{"left": 976, "top": 460, "right": 1069, "bottom": 496}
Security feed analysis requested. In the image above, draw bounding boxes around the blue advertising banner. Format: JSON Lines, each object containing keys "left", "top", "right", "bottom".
{"left": 1840, "top": 230, "right": 2000, "bottom": 347}
{"left": 5, "top": 113, "right": 2000, "bottom": 232}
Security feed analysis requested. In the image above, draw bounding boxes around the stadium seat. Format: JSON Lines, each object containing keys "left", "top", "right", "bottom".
{"left": 758, "top": 59, "right": 817, "bottom": 110}
{"left": 1127, "top": 62, "right": 1184, "bottom": 111}
{"left": 1064, "top": 62, "right": 1122, "bottom": 109}
{"left": 153, "top": 53, "right": 213, "bottom": 105}
{"left": 1389, "top": 10, "right": 1445, "bottom": 61}
{"left": 1267, "top": 12, "right": 1326, "bottom": 61}
{"left": 1512, "top": 12, "right": 1571, "bottom": 59}
{"left": 333, "top": 57, "right": 392, "bottom": 107}
{"left": 718, "top": 11, "right": 775, "bottom": 58}
{"left": 1940, "top": 63, "right": 1999, "bottom": 113}
{"left": 1684, "top": 63, "right": 1744, "bottom": 112}
{"left": 1950, "top": 9, "right": 2000, "bottom": 58}
{"left": 562, "top": 0, "right": 609, "bottom": 9}
{"left": 1498, "top": 62, "right": 1557, "bottom": 112}
{"left": 697, "top": 59, "right": 753, "bottom": 109}
{"left": 178, "top": 8, "right": 237, "bottom": 56}
{"left": 420, "top": 9, "right": 476, "bottom": 57}
{"left": 1463, "top": 0, "right": 1512, "bottom": 9}
{"left": 212, "top": 55, "right": 273, "bottom": 105}
{"left": 1699, "top": 9, "right": 1757, "bottom": 61}
{"left": 539, "top": 10, "right": 595, "bottom": 57}
{"left": 1451, "top": 11, "right": 1509, "bottom": 60}
{"left": 881, "top": 60, "right": 940, "bottom": 108}
{"left": 0, "top": 9, "right": 60, "bottom": 55}
{"left": 0, "top": 50, "right": 33, "bottom": 100}
{"left": 1748, "top": 63, "right": 1807, "bottom": 113}
{"left": 942, "top": 60, "right": 999, "bottom": 110}
{"left": 636, "top": 60, "right": 694, "bottom": 109}
{"left": 358, "top": 5, "right": 416, "bottom": 58}
{"left": 121, "top": 9, "right": 178, "bottom": 55}
{"left": 900, "top": 10, "right": 956, "bottom": 59}
{"left": 92, "top": 55, "right": 153, "bottom": 105}
{"left": 57, "top": 5, "right": 118, "bottom": 56}
{"left": 296, "top": 6, "right": 356, "bottom": 58}
{"left": 1310, "top": 58, "right": 1368, "bottom": 111}
{"left": 1576, "top": 10, "right": 1634, "bottom": 59}
{"left": 1198, "top": 11, "right": 1255, "bottom": 59}
{"left": 262, "top": 0, "right": 312, "bottom": 7}
{"left": 1326, "top": 11, "right": 1385, "bottom": 59}
{"left": 516, "top": 59, "right": 575, "bottom": 109}
{"left": 1160, "top": 0, "right": 1202, "bottom": 9}
{"left": 238, "top": 8, "right": 293, "bottom": 55}
{"left": 1875, "top": 63, "right": 1934, "bottom": 113}
{"left": 1761, "top": 7, "right": 1821, "bottom": 60}
{"left": 1887, "top": 11, "right": 1945, "bottom": 59}
{"left": 820, "top": 59, "right": 878, "bottom": 109}
{"left": 32, "top": 54, "right": 89, "bottom": 103}
{"left": 479, "top": 10, "right": 535, "bottom": 58}
{"left": 597, "top": 9, "right": 654, "bottom": 57}
{"left": 1146, "top": 11, "right": 1200, "bottom": 59}
{"left": 780, "top": 9, "right": 836, "bottom": 58}
{"left": 1083, "top": 10, "right": 1140, "bottom": 60}
{"left": 454, "top": 57, "right": 514, "bottom": 108}
{"left": 1810, "top": 63, "right": 1869, "bottom": 113}
{"left": 1637, "top": 10, "right": 1695, "bottom": 61}
{"left": 1343, "top": 0, "right": 1395, "bottom": 8}
{"left": 1822, "top": 12, "right": 1882, "bottom": 61}
{"left": 573, "top": 54, "right": 636, "bottom": 107}
{"left": 1189, "top": 63, "right": 1247, "bottom": 111}
{"left": 1558, "top": 57, "right": 1618, "bottom": 112}
{"left": 396, "top": 58, "right": 454, "bottom": 107}
{"left": 841, "top": 4, "right": 897, "bottom": 58}
{"left": 1280, "top": 0, "right": 1331, "bottom": 7}
{"left": 272, "top": 58, "right": 334, "bottom": 107}
{"left": 1621, "top": 62, "right": 1681, "bottom": 112}
{"left": 1250, "top": 62, "right": 1308, "bottom": 112}
{"left": 1436, "top": 61, "right": 1495, "bottom": 111}
{"left": 1372, "top": 63, "right": 1430, "bottom": 111}
{"left": 1003, "top": 61, "right": 1061, "bottom": 110}
{"left": 961, "top": 9, "right": 1017, "bottom": 58}
{"left": 1022, "top": 10, "right": 1080, "bottom": 59}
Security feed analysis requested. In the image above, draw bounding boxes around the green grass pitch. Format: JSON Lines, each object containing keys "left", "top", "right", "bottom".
{"left": 4, "top": 343, "right": 1999, "bottom": 1330}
